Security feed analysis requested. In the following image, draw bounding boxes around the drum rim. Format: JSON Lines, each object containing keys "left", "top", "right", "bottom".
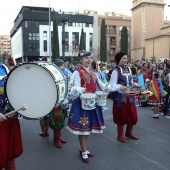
{"left": 4, "top": 63, "right": 62, "bottom": 119}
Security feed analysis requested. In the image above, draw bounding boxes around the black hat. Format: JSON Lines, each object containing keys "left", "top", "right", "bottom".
{"left": 115, "top": 52, "right": 126, "bottom": 64}
{"left": 54, "top": 59, "right": 64, "bottom": 67}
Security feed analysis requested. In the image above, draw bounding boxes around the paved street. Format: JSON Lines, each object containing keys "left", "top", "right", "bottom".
{"left": 16, "top": 99, "right": 170, "bottom": 170}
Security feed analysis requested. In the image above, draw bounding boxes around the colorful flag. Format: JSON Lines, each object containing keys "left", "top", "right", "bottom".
{"left": 137, "top": 73, "right": 146, "bottom": 90}
{"left": 64, "top": 68, "right": 72, "bottom": 80}
{"left": 150, "top": 78, "right": 159, "bottom": 99}
{"left": 157, "top": 78, "right": 164, "bottom": 97}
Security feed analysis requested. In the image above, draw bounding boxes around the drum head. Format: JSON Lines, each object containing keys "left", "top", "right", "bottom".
{"left": 5, "top": 63, "right": 58, "bottom": 119}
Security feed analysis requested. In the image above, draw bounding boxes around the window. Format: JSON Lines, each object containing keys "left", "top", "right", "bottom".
{"left": 43, "top": 31, "right": 47, "bottom": 40}
{"left": 72, "top": 32, "right": 79, "bottom": 52}
{"left": 89, "top": 33, "right": 93, "bottom": 50}
{"left": 89, "top": 24, "right": 93, "bottom": 28}
{"left": 43, "top": 31, "right": 47, "bottom": 52}
{"left": 29, "top": 32, "right": 39, "bottom": 40}
{"left": 76, "top": 23, "right": 81, "bottom": 27}
{"left": 82, "top": 23, "right": 86, "bottom": 27}
{"left": 68, "top": 22, "right": 72, "bottom": 26}
{"left": 25, "top": 21, "right": 28, "bottom": 28}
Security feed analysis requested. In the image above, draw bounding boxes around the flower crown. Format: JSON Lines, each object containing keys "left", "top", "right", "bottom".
{"left": 78, "top": 50, "right": 92, "bottom": 57}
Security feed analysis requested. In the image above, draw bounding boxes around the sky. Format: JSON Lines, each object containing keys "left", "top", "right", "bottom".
{"left": 0, "top": 0, "right": 170, "bottom": 35}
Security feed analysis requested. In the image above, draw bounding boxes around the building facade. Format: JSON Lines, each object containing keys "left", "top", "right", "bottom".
{"left": 131, "top": 0, "right": 165, "bottom": 60}
{"left": 98, "top": 12, "right": 131, "bottom": 62}
{"left": 10, "top": 6, "right": 94, "bottom": 63}
{"left": 0, "top": 35, "right": 11, "bottom": 61}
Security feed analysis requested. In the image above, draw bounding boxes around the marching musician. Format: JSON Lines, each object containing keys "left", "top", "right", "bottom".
{"left": 109, "top": 52, "right": 140, "bottom": 143}
{"left": 66, "top": 50, "right": 110, "bottom": 163}
{"left": 0, "top": 57, "right": 23, "bottom": 170}
{"left": 48, "top": 59, "right": 68, "bottom": 148}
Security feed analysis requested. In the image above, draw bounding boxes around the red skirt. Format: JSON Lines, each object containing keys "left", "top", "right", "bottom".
{"left": 113, "top": 101, "right": 138, "bottom": 126}
{"left": 0, "top": 118, "right": 23, "bottom": 169}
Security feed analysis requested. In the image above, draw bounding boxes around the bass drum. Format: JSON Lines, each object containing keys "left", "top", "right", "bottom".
{"left": 5, "top": 62, "right": 67, "bottom": 119}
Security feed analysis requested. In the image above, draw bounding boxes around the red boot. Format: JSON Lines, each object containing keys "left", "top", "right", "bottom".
{"left": 125, "top": 125, "right": 139, "bottom": 140}
{"left": 53, "top": 129, "right": 66, "bottom": 146}
{"left": 54, "top": 129, "right": 62, "bottom": 148}
{"left": 5, "top": 159, "right": 16, "bottom": 170}
{"left": 117, "top": 125, "right": 127, "bottom": 143}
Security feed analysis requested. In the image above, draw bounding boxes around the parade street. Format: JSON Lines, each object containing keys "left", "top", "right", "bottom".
{"left": 16, "top": 98, "right": 170, "bottom": 170}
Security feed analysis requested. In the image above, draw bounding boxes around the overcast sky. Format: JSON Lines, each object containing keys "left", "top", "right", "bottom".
{"left": 0, "top": 0, "right": 170, "bottom": 35}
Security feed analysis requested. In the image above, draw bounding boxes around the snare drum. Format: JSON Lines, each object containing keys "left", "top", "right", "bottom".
{"left": 80, "top": 93, "right": 97, "bottom": 110}
{"left": 5, "top": 62, "right": 67, "bottom": 119}
{"left": 95, "top": 91, "right": 108, "bottom": 106}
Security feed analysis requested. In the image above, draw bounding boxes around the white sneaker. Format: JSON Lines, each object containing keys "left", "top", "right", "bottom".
{"left": 152, "top": 114, "right": 159, "bottom": 119}
{"left": 160, "top": 113, "right": 164, "bottom": 116}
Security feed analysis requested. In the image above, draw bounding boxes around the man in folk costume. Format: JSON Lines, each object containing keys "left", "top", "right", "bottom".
{"left": 49, "top": 59, "right": 68, "bottom": 148}
{"left": 109, "top": 52, "right": 140, "bottom": 143}
{"left": 0, "top": 60, "right": 23, "bottom": 170}
{"left": 66, "top": 50, "right": 110, "bottom": 163}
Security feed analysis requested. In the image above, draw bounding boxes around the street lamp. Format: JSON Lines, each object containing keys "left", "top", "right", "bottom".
{"left": 49, "top": 0, "right": 52, "bottom": 62}
{"left": 57, "top": 12, "right": 70, "bottom": 61}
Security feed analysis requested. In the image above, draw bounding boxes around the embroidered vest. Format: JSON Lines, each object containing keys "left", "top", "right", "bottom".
{"left": 112, "top": 65, "right": 135, "bottom": 107}
{"left": 77, "top": 67, "right": 97, "bottom": 93}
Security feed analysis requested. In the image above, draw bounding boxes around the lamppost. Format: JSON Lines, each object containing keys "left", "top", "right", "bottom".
{"left": 57, "top": 12, "right": 70, "bottom": 61}
{"left": 49, "top": 0, "right": 52, "bottom": 62}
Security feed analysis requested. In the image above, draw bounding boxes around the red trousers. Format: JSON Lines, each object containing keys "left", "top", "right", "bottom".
{"left": 113, "top": 101, "right": 138, "bottom": 126}
{"left": 0, "top": 118, "right": 23, "bottom": 169}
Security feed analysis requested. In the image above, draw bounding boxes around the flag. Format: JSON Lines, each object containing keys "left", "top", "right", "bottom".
{"left": 157, "top": 78, "right": 164, "bottom": 97}
{"left": 64, "top": 68, "right": 72, "bottom": 80}
{"left": 100, "top": 71, "right": 108, "bottom": 84}
{"left": 150, "top": 78, "right": 159, "bottom": 99}
{"left": 137, "top": 73, "right": 146, "bottom": 90}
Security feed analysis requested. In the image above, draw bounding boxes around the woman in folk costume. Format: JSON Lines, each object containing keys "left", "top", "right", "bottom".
{"left": 109, "top": 52, "right": 140, "bottom": 143}
{"left": 138, "top": 63, "right": 151, "bottom": 82}
{"left": 0, "top": 57, "right": 23, "bottom": 170}
{"left": 147, "top": 72, "right": 164, "bottom": 119}
{"left": 49, "top": 59, "right": 68, "bottom": 148}
{"left": 66, "top": 50, "right": 110, "bottom": 163}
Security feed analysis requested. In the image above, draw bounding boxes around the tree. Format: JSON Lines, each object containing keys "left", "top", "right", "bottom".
{"left": 79, "top": 28, "right": 86, "bottom": 51}
{"left": 52, "top": 17, "right": 60, "bottom": 61}
{"left": 120, "top": 26, "right": 128, "bottom": 54}
{"left": 100, "top": 19, "right": 107, "bottom": 62}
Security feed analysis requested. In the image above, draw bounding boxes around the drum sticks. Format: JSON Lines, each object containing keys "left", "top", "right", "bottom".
{"left": 5, "top": 104, "right": 28, "bottom": 117}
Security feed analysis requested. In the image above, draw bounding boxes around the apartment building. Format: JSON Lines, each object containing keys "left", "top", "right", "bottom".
{"left": 10, "top": 6, "right": 94, "bottom": 62}
{"left": 0, "top": 35, "right": 11, "bottom": 60}
{"left": 98, "top": 12, "right": 131, "bottom": 62}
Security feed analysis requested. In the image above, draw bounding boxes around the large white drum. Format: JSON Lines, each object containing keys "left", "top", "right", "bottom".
{"left": 5, "top": 62, "right": 67, "bottom": 119}
{"left": 95, "top": 91, "right": 108, "bottom": 106}
{"left": 80, "top": 93, "right": 97, "bottom": 110}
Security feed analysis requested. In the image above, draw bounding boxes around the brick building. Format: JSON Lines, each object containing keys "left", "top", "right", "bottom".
{"left": 0, "top": 35, "right": 11, "bottom": 61}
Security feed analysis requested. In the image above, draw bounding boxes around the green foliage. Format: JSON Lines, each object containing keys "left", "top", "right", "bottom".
{"left": 120, "top": 26, "right": 128, "bottom": 54}
{"left": 100, "top": 19, "right": 107, "bottom": 62}
{"left": 52, "top": 17, "right": 60, "bottom": 61}
{"left": 79, "top": 28, "right": 86, "bottom": 50}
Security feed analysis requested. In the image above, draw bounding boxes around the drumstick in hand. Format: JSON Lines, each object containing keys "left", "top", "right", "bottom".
{"left": 4, "top": 104, "right": 28, "bottom": 117}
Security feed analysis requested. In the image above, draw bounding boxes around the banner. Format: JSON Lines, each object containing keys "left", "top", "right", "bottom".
{"left": 137, "top": 73, "right": 146, "bottom": 90}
